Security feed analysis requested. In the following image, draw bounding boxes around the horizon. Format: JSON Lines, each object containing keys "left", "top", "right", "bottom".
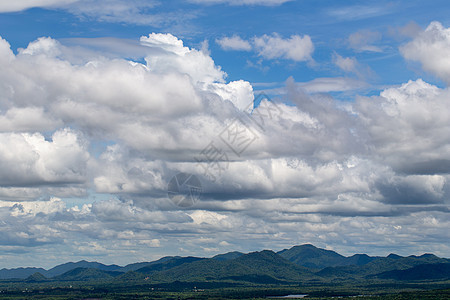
{"left": 4, "top": 243, "right": 449, "bottom": 270}
{"left": 0, "top": 0, "right": 449, "bottom": 269}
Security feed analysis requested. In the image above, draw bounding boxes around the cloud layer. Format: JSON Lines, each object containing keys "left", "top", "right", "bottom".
{"left": 0, "top": 22, "right": 449, "bottom": 267}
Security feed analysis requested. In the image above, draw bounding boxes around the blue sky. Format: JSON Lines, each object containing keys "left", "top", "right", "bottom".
{"left": 0, "top": 0, "right": 450, "bottom": 269}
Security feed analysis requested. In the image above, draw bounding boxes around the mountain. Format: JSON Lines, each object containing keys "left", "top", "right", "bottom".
{"left": 317, "top": 253, "right": 450, "bottom": 278}
{"left": 115, "top": 270, "right": 147, "bottom": 282}
{"left": 374, "top": 263, "right": 450, "bottom": 281}
{"left": 147, "top": 250, "right": 314, "bottom": 283}
{"left": 213, "top": 251, "right": 244, "bottom": 261}
{"left": 1, "top": 244, "right": 449, "bottom": 285}
{"left": 135, "top": 256, "right": 205, "bottom": 274}
{"left": 25, "top": 272, "right": 48, "bottom": 282}
{"left": 0, "top": 267, "right": 47, "bottom": 279}
{"left": 45, "top": 260, "right": 121, "bottom": 277}
{"left": 278, "top": 244, "right": 350, "bottom": 269}
{"left": 53, "top": 267, "right": 122, "bottom": 281}
{"left": 345, "top": 254, "right": 377, "bottom": 266}
{"left": 118, "top": 256, "right": 177, "bottom": 273}
{"left": 387, "top": 253, "right": 403, "bottom": 259}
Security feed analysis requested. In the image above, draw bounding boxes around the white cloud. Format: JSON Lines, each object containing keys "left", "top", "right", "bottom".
{"left": 396, "top": 21, "right": 422, "bottom": 38}
{"left": 333, "top": 53, "right": 358, "bottom": 73}
{"left": 355, "top": 79, "right": 450, "bottom": 173}
{"left": 297, "top": 77, "right": 368, "bottom": 93}
{"left": 400, "top": 21, "right": 450, "bottom": 84}
{"left": 141, "top": 33, "right": 225, "bottom": 84}
{"left": 0, "top": 129, "right": 89, "bottom": 187}
{"left": 189, "top": 0, "right": 292, "bottom": 5}
{"left": 0, "top": 0, "right": 190, "bottom": 27}
{"left": 0, "top": 0, "right": 78, "bottom": 12}
{"left": 253, "top": 33, "right": 314, "bottom": 61}
{"left": 348, "top": 30, "right": 383, "bottom": 52}
{"left": 0, "top": 32, "right": 450, "bottom": 266}
{"left": 216, "top": 35, "right": 252, "bottom": 51}
{"left": 332, "top": 53, "right": 373, "bottom": 79}
{"left": 326, "top": 4, "right": 393, "bottom": 21}
{"left": 66, "top": 0, "right": 162, "bottom": 25}
{"left": 0, "top": 107, "right": 62, "bottom": 132}
{"left": 216, "top": 33, "right": 314, "bottom": 63}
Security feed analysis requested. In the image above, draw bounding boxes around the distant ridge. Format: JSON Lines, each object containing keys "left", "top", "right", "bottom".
{"left": 45, "top": 260, "right": 122, "bottom": 277}
{"left": 277, "top": 244, "right": 378, "bottom": 269}
{"left": 53, "top": 267, "right": 123, "bottom": 281}
{"left": 213, "top": 251, "right": 244, "bottom": 261}
{"left": 1, "top": 244, "right": 448, "bottom": 283}
{"left": 375, "top": 263, "right": 450, "bottom": 280}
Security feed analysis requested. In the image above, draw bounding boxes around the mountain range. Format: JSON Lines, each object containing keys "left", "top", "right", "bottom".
{"left": 3, "top": 244, "right": 450, "bottom": 284}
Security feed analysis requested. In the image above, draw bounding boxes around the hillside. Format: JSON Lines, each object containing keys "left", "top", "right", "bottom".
{"left": 1, "top": 244, "right": 449, "bottom": 286}
{"left": 53, "top": 267, "right": 123, "bottom": 281}
{"left": 146, "top": 250, "right": 314, "bottom": 284}
{"left": 278, "top": 244, "right": 378, "bottom": 269}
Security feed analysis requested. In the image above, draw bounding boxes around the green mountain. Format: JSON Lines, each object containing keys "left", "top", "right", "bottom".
{"left": 45, "top": 260, "right": 121, "bottom": 277}
{"left": 278, "top": 244, "right": 350, "bottom": 269}
{"left": 25, "top": 272, "right": 48, "bottom": 282}
{"left": 115, "top": 270, "right": 148, "bottom": 282}
{"left": 374, "top": 263, "right": 450, "bottom": 280}
{"left": 345, "top": 254, "right": 376, "bottom": 266}
{"left": 0, "top": 267, "right": 47, "bottom": 279}
{"left": 118, "top": 256, "right": 177, "bottom": 273}
{"left": 317, "top": 253, "right": 450, "bottom": 278}
{"left": 135, "top": 256, "right": 205, "bottom": 275}
{"left": 213, "top": 251, "right": 244, "bottom": 261}
{"left": 147, "top": 250, "right": 314, "bottom": 284}
{"left": 53, "top": 267, "right": 122, "bottom": 281}
{"left": 2, "top": 244, "right": 449, "bottom": 286}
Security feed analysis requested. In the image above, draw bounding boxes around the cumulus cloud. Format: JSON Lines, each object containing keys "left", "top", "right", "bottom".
{"left": 216, "top": 33, "right": 314, "bottom": 63}
{"left": 216, "top": 35, "right": 252, "bottom": 51}
{"left": 355, "top": 79, "right": 450, "bottom": 173}
{"left": 333, "top": 53, "right": 359, "bottom": 73}
{"left": 401, "top": 21, "right": 450, "bottom": 84}
{"left": 253, "top": 33, "right": 314, "bottom": 61}
{"left": 0, "top": 31, "right": 450, "bottom": 266}
{"left": 0, "top": 129, "right": 89, "bottom": 187}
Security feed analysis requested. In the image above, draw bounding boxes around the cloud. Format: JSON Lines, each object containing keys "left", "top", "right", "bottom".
{"left": 389, "top": 21, "right": 422, "bottom": 39}
{"left": 348, "top": 30, "right": 383, "bottom": 52}
{"left": 0, "top": 107, "right": 62, "bottom": 132}
{"left": 253, "top": 34, "right": 314, "bottom": 62}
{"left": 376, "top": 175, "right": 445, "bottom": 205}
{"left": 333, "top": 53, "right": 358, "bottom": 73}
{"left": 0, "top": 0, "right": 78, "bottom": 12}
{"left": 216, "top": 33, "right": 314, "bottom": 63}
{"left": 355, "top": 79, "right": 450, "bottom": 173}
{"left": 216, "top": 35, "right": 252, "bottom": 51}
{"left": 297, "top": 77, "right": 368, "bottom": 93}
{"left": 0, "top": 0, "right": 290, "bottom": 26}
{"left": 0, "top": 129, "right": 89, "bottom": 187}
{"left": 400, "top": 21, "right": 450, "bottom": 84}
{"left": 332, "top": 53, "right": 374, "bottom": 79}
{"left": 0, "top": 0, "right": 193, "bottom": 27}
{"left": 189, "top": 0, "right": 292, "bottom": 5}
{"left": 1, "top": 32, "right": 450, "bottom": 266}
{"left": 326, "top": 4, "right": 394, "bottom": 21}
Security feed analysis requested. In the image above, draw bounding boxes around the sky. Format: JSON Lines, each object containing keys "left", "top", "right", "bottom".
{"left": 0, "top": 0, "right": 450, "bottom": 269}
